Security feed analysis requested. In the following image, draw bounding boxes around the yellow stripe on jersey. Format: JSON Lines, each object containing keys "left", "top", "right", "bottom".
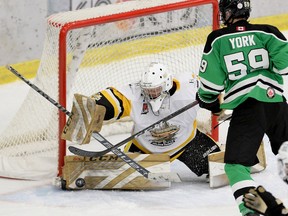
{"left": 170, "top": 150, "right": 185, "bottom": 162}
{"left": 101, "top": 89, "right": 121, "bottom": 119}
{"left": 173, "top": 78, "right": 180, "bottom": 91}
{"left": 110, "top": 88, "right": 132, "bottom": 118}
{"left": 124, "top": 140, "right": 152, "bottom": 154}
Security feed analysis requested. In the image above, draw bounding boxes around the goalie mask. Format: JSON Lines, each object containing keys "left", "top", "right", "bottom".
{"left": 278, "top": 141, "right": 288, "bottom": 184}
{"left": 140, "top": 62, "right": 173, "bottom": 113}
{"left": 219, "top": 0, "right": 251, "bottom": 26}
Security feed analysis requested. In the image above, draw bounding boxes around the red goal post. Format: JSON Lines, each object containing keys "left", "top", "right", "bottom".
{"left": 0, "top": 0, "right": 219, "bottom": 180}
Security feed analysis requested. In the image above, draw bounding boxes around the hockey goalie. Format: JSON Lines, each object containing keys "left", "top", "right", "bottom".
{"left": 60, "top": 62, "right": 266, "bottom": 190}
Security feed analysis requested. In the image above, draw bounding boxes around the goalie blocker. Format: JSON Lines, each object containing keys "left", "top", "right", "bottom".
{"left": 61, "top": 94, "right": 106, "bottom": 144}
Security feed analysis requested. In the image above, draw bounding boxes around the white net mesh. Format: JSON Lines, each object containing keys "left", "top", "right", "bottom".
{"left": 0, "top": 0, "right": 217, "bottom": 179}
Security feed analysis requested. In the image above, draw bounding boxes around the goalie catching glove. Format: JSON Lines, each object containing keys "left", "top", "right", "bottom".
{"left": 61, "top": 94, "right": 106, "bottom": 144}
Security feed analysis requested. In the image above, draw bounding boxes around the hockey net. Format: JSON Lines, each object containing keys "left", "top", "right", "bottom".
{"left": 0, "top": 0, "right": 219, "bottom": 180}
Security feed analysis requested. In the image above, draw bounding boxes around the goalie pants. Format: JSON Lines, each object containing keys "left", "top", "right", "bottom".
{"left": 224, "top": 98, "right": 288, "bottom": 166}
{"left": 126, "top": 129, "right": 220, "bottom": 177}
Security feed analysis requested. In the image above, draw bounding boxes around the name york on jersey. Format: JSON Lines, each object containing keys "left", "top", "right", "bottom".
{"left": 229, "top": 35, "right": 255, "bottom": 49}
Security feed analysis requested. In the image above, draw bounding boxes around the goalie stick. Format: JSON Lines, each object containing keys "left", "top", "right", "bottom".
{"left": 5, "top": 65, "right": 181, "bottom": 183}
{"left": 68, "top": 100, "right": 199, "bottom": 157}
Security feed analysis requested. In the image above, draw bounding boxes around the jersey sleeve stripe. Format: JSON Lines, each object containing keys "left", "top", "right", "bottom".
{"left": 200, "top": 77, "right": 224, "bottom": 92}
{"left": 273, "top": 66, "right": 288, "bottom": 75}
{"left": 101, "top": 89, "right": 121, "bottom": 119}
{"left": 110, "top": 88, "right": 131, "bottom": 119}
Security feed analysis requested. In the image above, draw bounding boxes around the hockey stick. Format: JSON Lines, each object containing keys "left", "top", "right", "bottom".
{"left": 213, "top": 114, "right": 232, "bottom": 129}
{"left": 5, "top": 65, "right": 181, "bottom": 183}
{"left": 69, "top": 100, "right": 199, "bottom": 157}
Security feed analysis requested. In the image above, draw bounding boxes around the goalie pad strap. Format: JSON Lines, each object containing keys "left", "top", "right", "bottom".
{"left": 61, "top": 93, "right": 106, "bottom": 144}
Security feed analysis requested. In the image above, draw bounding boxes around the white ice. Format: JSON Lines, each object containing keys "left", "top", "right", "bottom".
{"left": 1, "top": 34, "right": 288, "bottom": 216}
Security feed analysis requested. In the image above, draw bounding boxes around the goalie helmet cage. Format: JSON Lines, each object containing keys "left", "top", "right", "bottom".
{"left": 0, "top": 0, "right": 219, "bottom": 180}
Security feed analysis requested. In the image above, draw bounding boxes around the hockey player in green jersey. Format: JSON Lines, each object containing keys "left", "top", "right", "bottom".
{"left": 196, "top": 0, "right": 288, "bottom": 215}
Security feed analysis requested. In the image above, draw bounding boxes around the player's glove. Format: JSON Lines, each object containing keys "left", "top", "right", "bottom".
{"left": 243, "top": 186, "right": 288, "bottom": 216}
{"left": 196, "top": 93, "right": 222, "bottom": 115}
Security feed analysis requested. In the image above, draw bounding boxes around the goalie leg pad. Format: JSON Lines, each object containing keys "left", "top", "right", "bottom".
{"left": 61, "top": 94, "right": 106, "bottom": 144}
{"left": 62, "top": 154, "right": 171, "bottom": 190}
{"left": 209, "top": 141, "right": 267, "bottom": 188}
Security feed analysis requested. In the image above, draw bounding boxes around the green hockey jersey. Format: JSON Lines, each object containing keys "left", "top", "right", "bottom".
{"left": 198, "top": 20, "right": 288, "bottom": 109}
